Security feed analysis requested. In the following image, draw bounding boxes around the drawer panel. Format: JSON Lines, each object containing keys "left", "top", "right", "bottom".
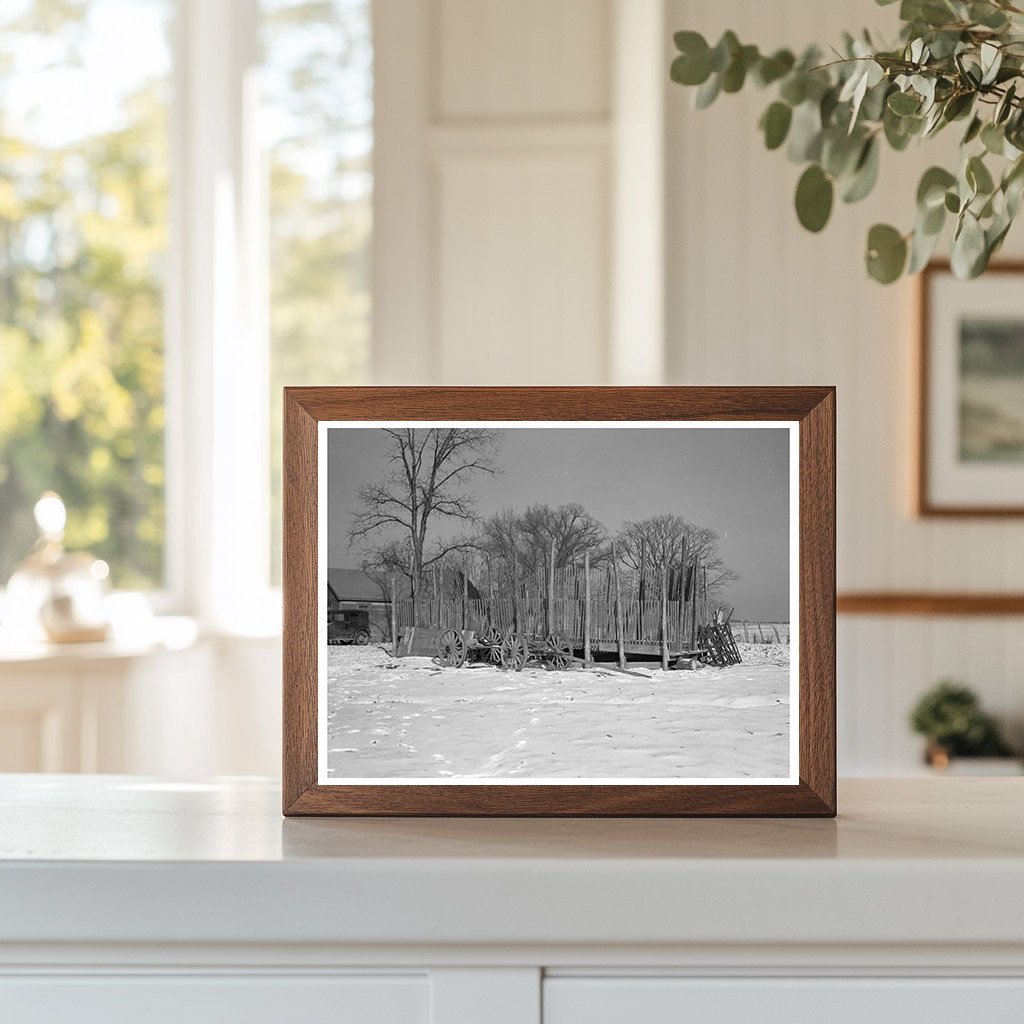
{"left": 544, "top": 977, "right": 1024, "bottom": 1024}
{"left": 0, "top": 974, "right": 427, "bottom": 1024}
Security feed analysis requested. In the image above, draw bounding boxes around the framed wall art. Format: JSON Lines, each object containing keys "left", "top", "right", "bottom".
{"left": 282, "top": 387, "right": 836, "bottom": 816}
{"left": 918, "top": 261, "right": 1024, "bottom": 517}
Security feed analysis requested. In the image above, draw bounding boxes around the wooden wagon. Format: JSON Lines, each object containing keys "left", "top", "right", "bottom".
{"left": 436, "top": 627, "right": 574, "bottom": 672}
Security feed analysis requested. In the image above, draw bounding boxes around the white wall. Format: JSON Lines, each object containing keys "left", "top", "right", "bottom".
{"left": 373, "top": 0, "right": 665, "bottom": 386}
{"left": 120, "top": 0, "right": 1024, "bottom": 780}
{"left": 373, "top": 0, "right": 1024, "bottom": 775}
{"left": 665, "top": 0, "right": 1024, "bottom": 772}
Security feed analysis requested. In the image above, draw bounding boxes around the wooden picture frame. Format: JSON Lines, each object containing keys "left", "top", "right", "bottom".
{"left": 917, "top": 260, "right": 1024, "bottom": 517}
{"left": 283, "top": 387, "right": 836, "bottom": 817}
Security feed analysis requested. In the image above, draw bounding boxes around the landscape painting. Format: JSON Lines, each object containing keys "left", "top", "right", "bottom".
{"left": 318, "top": 423, "right": 797, "bottom": 785}
{"left": 959, "top": 316, "right": 1024, "bottom": 463}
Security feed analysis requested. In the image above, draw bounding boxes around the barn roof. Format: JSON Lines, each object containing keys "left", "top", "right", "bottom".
{"left": 327, "top": 568, "right": 406, "bottom": 603}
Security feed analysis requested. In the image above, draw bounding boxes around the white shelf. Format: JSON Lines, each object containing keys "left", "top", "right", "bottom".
{"left": 3, "top": 775, "right": 1023, "bottom": 1020}
{"left": 1, "top": 775, "right": 1023, "bottom": 950}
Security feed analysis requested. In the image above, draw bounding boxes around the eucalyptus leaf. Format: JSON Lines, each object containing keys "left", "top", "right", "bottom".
{"left": 787, "top": 101, "right": 823, "bottom": 162}
{"left": 779, "top": 73, "right": 808, "bottom": 106}
{"left": 908, "top": 222, "right": 942, "bottom": 273}
{"left": 942, "top": 92, "right": 974, "bottom": 122}
{"left": 866, "top": 223, "right": 908, "bottom": 283}
{"left": 861, "top": 79, "right": 892, "bottom": 122}
{"left": 920, "top": 200, "right": 946, "bottom": 235}
{"left": 981, "top": 121, "right": 1005, "bottom": 155}
{"left": 842, "top": 137, "right": 880, "bottom": 203}
{"left": 951, "top": 211, "right": 986, "bottom": 278}
{"left": 1004, "top": 158, "right": 1024, "bottom": 216}
{"left": 967, "top": 154, "right": 995, "bottom": 195}
{"left": 694, "top": 73, "right": 721, "bottom": 109}
{"left": 980, "top": 42, "right": 1003, "bottom": 86}
{"left": 721, "top": 45, "right": 759, "bottom": 93}
{"left": 822, "top": 128, "right": 863, "bottom": 178}
{"left": 996, "top": 82, "right": 1017, "bottom": 124}
{"left": 970, "top": 2, "right": 1009, "bottom": 29}
{"left": 760, "top": 101, "right": 793, "bottom": 150}
{"left": 962, "top": 115, "right": 983, "bottom": 145}
{"left": 888, "top": 90, "right": 921, "bottom": 115}
{"left": 795, "top": 164, "right": 834, "bottom": 232}
{"left": 710, "top": 31, "right": 740, "bottom": 73}
{"left": 917, "top": 166, "right": 957, "bottom": 210}
{"left": 754, "top": 49, "right": 795, "bottom": 87}
{"left": 671, "top": 51, "right": 712, "bottom": 87}
{"left": 884, "top": 106, "right": 921, "bottom": 150}
{"left": 922, "top": 102, "right": 946, "bottom": 137}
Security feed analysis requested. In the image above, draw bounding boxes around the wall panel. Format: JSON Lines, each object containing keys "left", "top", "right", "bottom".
{"left": 666, "top": 0, "right": 1024, "bottom": 773}
{"left": 437, "top": 150, "right": 608, "bottom": 384}
{"left": 438, "top": 0, "right": 611, "bottom": 120}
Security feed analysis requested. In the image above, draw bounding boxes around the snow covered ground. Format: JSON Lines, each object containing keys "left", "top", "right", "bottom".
{"left": 325, "top": 643, "right": 791, "bottom": 781}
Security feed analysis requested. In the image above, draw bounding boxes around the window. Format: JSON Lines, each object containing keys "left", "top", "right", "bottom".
{"left": 262, "top": 0, "right": 373, "bottom": 581}
{"left": 0, "top": 0, "right": 172, "bottom": 588}
{"left": 0, "top": 0, "right": 373, "bottom": 614}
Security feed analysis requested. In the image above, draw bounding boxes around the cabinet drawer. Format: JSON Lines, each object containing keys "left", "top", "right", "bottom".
{"left": 0, "top": 974, "right": 427, "bottom": 1024}
{"left": 544, "top": 977, "right": 1024, "bottom": 1024}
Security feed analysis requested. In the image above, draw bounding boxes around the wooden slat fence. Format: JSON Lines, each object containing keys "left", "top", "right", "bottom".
{"left": 391, "top": 561, "right": 789, "bottom": 651}
{"left": 393, "top": 595, "right": 695, "bottom": 648}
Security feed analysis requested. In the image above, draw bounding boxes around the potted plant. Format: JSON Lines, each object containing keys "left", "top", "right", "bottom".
{"left": 909, "top": 680, "right": 1019, "bottom": 772}
{"left": 670, "top": 0, "right": 1024, "bottom": 283}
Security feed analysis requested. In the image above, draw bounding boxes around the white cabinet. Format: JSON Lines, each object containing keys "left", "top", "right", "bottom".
{"left": 544, "top": 978, "right": 1024, "bottom": 1024}
{"left": 2, "top": 777, "right": 1023, "bottom": 1023}
{"left": 1, "top": 975, "right": 428, "bottom": 1024}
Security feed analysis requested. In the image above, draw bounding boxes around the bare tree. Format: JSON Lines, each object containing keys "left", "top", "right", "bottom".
{"left": 477, "top": 503, "right": 609, "bottom": 592}
{"left": 617, "top": 514, "right": 687, "bottom": 581}
{"left": 518, "top": 504, "right": 608, "bottom": 575}
{"left": 617, "top": 514, "right": 737, "bottom": 595}
{"left": 349, "top": 428, "right": 498, "bottom": 618}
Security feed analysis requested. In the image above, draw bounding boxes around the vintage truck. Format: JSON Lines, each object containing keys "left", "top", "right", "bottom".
{"left": 327, "top": 608, "right": 371, "bottom": 646}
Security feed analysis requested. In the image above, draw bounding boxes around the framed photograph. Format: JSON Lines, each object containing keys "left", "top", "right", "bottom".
{"left": 283, "top": 387, "right": 835, "bottom": 816}
{"left": 918, "top": 261, "right": 1024, "bottom": 517}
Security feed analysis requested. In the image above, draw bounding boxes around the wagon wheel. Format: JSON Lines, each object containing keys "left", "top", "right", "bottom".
{"left": 437, "top": 628, "right": 467, "bottom": 668}
{"left": 478, "top": 626, "right": 503, "bottom": 664}
{"left": 546, "top": 633, "right": 573, "bottom": 670}
{"left": 500, "top": 632, "right": 529, "bottom": 672}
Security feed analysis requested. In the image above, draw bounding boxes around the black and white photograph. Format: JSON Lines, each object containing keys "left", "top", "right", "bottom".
{"left": 318, "top": 422, "right": 798, "bottom": 784}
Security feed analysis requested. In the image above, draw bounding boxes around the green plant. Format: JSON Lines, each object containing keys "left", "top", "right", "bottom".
{"left": 670, "top": 0, "right": 1024, "bottom": 283}
{"left": 909, "top": 680, "right": 1015, "bottom": 756}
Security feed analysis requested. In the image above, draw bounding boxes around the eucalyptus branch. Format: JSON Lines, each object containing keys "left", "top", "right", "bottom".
{"left": 671, "top": 0, "right": 1024, "bottom": 282}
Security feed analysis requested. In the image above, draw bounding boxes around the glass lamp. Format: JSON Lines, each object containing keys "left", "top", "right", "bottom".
{"left": 5, "top": 493, "right": 110, "bottom": 644}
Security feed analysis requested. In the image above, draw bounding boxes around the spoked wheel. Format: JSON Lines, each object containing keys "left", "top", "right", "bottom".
{"left": 437, "top": 628, "right": 467, "bottom": 668}
{"left": 500, "top": 632, "right": 529, "bottom": 672}
{"left": 546, "top": 634, "right": 573, "bottom": 670}
{"left": 478, "top": 626, "right": 503, "bottom": 664}
{"left": 353, "top": 629, "right": 370, "bottom": 646}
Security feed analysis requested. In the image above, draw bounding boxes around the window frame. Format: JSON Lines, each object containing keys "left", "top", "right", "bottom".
{"left": 164, "top": 0, "right": 280, "bottom": 633}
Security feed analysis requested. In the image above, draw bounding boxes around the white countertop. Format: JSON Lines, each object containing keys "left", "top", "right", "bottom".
{"left": 2, "top": 775, "right": 1023, "bottom": 950}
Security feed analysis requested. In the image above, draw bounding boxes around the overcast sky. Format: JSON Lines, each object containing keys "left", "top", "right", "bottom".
{"left": 327, "top": 426, "right": 792, "bottom": 620}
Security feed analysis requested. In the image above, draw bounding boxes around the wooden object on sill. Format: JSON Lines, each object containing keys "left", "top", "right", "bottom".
{"left": 837, "top": 592, "right": 1024, "bottom": 616}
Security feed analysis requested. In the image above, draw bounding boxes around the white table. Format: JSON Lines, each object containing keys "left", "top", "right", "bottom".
{"left": 1, "top": 776, "right": 1023, "bottom": 1023}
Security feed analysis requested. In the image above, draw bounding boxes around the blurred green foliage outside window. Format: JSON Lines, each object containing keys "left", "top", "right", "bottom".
{"left": 0, "top": 0, "right": 372, "bottom": 593}
{"left": 0, "top": 0, "right": 171, "bottom": 588}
